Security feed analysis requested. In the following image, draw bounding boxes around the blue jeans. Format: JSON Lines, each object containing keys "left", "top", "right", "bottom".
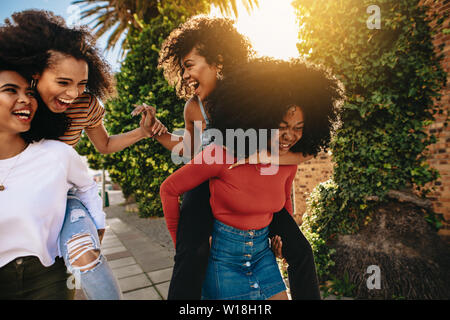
{"left": 59, "top": 194, "right": 122, "bottom": 300}
{"left": 201, "top": 220, "right": 286, "bottom": 300}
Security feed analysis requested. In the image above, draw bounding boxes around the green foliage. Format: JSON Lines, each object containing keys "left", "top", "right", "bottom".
{"left": 293, "top": 0, "right": 447, "bottom": 282}
{"left": 77, "top": 3, "right": 204, "bottom": 217}
{"left": 321, "top": 272, "right": 357, "bottom": 299}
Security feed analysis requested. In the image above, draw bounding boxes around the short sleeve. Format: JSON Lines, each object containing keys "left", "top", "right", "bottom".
{"left": 86, "top": 95, "right": 105, "bottom": 129}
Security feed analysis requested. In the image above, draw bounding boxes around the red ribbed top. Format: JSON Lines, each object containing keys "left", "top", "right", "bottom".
{"left": 160, "top": 144, "right": 297, "bottom": 246}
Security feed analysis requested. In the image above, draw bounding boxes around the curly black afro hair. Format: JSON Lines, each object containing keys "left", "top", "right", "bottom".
{"left": 206, "top": 57, "right": 344, "bottom": 158}
{"left": 21, "top": 94, "right": 71, "bottom": 144}
{"left": 0, "top": 57, "right": 69, "bottom": 143}
{"left": 158, "top": 15, "right": 254, "bottom": 99}
{"left": 0, "top": 10, "right": 115, "bottom": 100}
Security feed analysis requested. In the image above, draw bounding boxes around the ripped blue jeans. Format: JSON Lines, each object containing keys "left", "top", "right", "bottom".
{"left": 59, "top": 193, "right": 122, "bottom": 300}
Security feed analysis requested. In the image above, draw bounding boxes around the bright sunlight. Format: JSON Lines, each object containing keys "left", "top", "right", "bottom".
{"left": 210, "top": 0, "right": 300, "bottom": 60}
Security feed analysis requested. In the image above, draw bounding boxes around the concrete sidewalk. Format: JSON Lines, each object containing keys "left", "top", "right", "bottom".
{"left": 75, "top": 192, "right": 175, "bottom": 300}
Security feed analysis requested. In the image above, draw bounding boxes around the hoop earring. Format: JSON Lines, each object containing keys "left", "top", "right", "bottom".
{"left": 30, "top": 78, "right": 38, "bottom": 90}
{"left": 216, "top": 70, "right": 224, "bottom": 81}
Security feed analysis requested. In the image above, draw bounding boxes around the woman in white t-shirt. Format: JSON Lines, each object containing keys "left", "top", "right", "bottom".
{"left": 0, "top": 64, "right": 106, "bottom": 299}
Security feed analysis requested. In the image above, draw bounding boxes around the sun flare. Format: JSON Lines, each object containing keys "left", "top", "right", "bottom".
{"left": 210, "top": 0, "right": 300, "bottom": 60}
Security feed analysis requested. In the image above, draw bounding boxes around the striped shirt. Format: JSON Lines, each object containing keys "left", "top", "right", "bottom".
{"left": 59, "top": 93, "right": 105, "bottom": 146}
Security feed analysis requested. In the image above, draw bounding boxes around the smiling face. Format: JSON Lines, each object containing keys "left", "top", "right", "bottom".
{"left": 35, "top": 52, "right": 89, "bottom": 113}
{"left": 0, "top": 70, "right": 38, "bottom": 135}
{"left": 274, "top": 105, "right": 304, "bottom": 156}
{"left": 181, "top": 47, "right": 220, "bottom": 101}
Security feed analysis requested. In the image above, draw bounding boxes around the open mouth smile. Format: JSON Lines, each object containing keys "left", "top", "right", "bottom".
{"left": 12, "top": 108, "right": 33, "bottom": 122}
{"left": 188, "top": 81, "right": 200, "bottom": 92}
{"left": 54, "top": 97, "right": 74, "bottom": 110}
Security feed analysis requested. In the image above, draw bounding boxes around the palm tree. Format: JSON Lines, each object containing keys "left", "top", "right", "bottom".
{"left": 72, "top": 0, "right": 259, "bottom": 51}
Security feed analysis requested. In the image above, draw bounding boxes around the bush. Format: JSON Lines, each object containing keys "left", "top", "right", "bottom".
{"left": 77, "top": 3, "right": 204, "bottom": 217}
{"left": 293, "top": 0, "right": 447, "bottom": 285}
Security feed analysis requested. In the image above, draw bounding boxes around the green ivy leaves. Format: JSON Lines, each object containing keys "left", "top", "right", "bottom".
{"left": 294, "top": 0, "right": 447, "bottom": 283}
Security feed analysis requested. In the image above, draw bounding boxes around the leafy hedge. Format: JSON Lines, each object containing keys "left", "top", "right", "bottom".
{"left": 76, "top": 3, "right": 206, "bottom": 217}
{"left": 293, "top": 0, "right": 447, "bottom": 281}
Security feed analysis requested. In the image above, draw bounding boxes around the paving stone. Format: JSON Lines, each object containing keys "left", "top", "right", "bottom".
{"left": 106, "top": 218, "right": 134, "bottom": 234}
{"left": 135, "top": 249, "right": 174, "bottom": 273}
{"left": 147, "top": 267, "right": 173, "bottom": 284}
{"left": 102, "top": 245, "right": 127, "bottom": 255}
{"left": 101, "top": 238, "right": 123, "bottom": 249}
{"left": 112, "top": 264, "right": 144, "bottom": 279}
{"left": 155, "top": 282, "right": 170, "bottom": 300}
{"left": 119, "top": 273, "right": 152, "bottom": 292}
{"left": 108, "top": 256, "right": 137, "bottom": 269}
{"left": 105, "top": 250, "right": 133, "bottom": 261}
{"left": 123, "top": 286, "right": 162, "bottom": 300}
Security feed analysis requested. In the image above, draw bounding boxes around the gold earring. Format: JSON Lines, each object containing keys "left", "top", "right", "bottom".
{"left": 216, "top": 70, "right": 224, "bottom": 81}
{"left": 30, "top": 78, "right": 38, "bottom": 89}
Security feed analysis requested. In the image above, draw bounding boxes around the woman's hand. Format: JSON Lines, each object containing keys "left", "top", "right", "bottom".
{"left": 270, "top": 235, "right": 284, "bottom": 259}
{"left": 132, "top": 103, "right": 168, "bottom": 137}
{"left": 97, "top": 229, "right": 105, "bottom": 244}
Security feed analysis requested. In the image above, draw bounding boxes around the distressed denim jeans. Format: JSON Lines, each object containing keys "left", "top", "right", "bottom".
{"left": 59, "top": 193, "right": 122, "bottom": 300}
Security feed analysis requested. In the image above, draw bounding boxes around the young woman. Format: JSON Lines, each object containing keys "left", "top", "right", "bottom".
{"left": 160, "top": 58, "right": 342, "bottom": 300}
{"left": 0, "top": 61, "right": 107, "bottom": 299}
{"left": 0, "top": 10, "right": 165, "bottom": 299}
{"left": 141, "top": 15, "right": 326, "bottom": 300}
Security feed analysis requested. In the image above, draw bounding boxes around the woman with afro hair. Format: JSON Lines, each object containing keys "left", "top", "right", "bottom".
{"left": 160, "top": 57, "right": 342, "bottom": 300}
{"left": 0, "top": 10, "right": 167, "bottom": 299}
{"left": 151, "top": 15, "right": 340, "bottom": 299}
{"left": 0, "top": 59, "right": 107, "bottom": 299}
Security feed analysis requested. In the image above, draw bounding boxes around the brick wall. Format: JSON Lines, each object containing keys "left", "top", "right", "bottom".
{"left": 292, "top": 151, "right": 333, "bottom": 225}
{"left": 292, "top": 0, "right": 450, "bottom": 241}
{"left": 422, "top": 0, "right": 450, "bottom": 240}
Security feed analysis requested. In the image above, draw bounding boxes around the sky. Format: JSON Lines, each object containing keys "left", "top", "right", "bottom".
{"left": 0, "top": 0, "right": 301, "bottom": 72}
{"left": 0, "top": 0, "right": 123, "bottom": 71}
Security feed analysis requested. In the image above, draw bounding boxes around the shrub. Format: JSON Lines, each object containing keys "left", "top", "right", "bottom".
{"left": 293, "top": 0, "right": 447, "bottom": 284}
{"left": 77, "top": 3, "right": 203, "bottom": 216}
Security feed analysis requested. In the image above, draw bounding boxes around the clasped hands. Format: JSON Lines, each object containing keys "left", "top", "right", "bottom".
{"left": 131, "top": 103, "right": 168, "bottom": 138}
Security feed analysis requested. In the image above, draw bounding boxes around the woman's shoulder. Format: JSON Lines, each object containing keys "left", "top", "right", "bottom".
{"left": 36, "top": 139, "right": 74, "bottom": 153}
{"left": 31, "top": 139, "right": 76, "bottom": 160}
{"left": 184, "top": 96, "right": 204, "bottom": 122}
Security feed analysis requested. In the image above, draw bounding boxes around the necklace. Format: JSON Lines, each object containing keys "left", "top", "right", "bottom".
{"left": 0, "top": 146, "right": 26, "bottom": 191}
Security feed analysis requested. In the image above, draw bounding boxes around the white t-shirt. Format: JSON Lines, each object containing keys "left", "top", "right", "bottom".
{"left": 0, "top": 139, "right": 105, "bottom": 268}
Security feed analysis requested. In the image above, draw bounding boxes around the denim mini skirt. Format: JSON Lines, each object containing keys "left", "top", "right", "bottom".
{"left": 201, "top": 219, "right": 286, "bottom": 300}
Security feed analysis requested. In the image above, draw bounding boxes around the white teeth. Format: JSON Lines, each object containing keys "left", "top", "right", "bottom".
{"left": 57, "top": 98, "right": 74, "bottom": 104}
{"left": 12, "top": 110, "right": 31, "bottom": 117}
{"left": 188, "top": 81, "right": 199, "bottom": 89}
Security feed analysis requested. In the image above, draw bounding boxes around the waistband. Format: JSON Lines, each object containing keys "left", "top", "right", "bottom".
{"left": 213, "top": 219, "right": 269, "bottom": 240}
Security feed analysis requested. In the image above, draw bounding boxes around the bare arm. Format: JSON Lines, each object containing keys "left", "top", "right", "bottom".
{"left": 229, "top": 150, "right": 315, "bottom": 169}
{"left": 85, "top": 124, "right": 148, "bottom": 154}
{"left": 144, "top": 98, "right": 200, "bottom": 159}
{"left": 86, "top": 105, "right": 167, "bottom": 154}
{"left": 277, "top": 151, "right": 315, "bottom": 165}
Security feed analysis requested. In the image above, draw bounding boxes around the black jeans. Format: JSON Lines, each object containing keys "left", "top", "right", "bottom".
{"left": 167, "top": 181, "right": 321, "bottom": 300}
{"left": 0, "top": 256, "right": 74, "bottom": 300}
